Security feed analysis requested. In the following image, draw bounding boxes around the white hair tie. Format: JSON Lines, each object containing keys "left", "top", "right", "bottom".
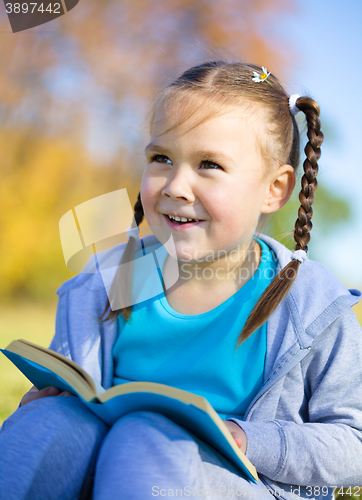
{"left": 291, "top": 249, "right": 308, "bottom": 264}
{"left": 127, "top": 227, "right": 141, "bottom": 241}
{"left": 289, "top": 94, "right": 300, "bottom": 116}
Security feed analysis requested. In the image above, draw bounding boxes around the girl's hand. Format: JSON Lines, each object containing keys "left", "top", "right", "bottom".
{"left": 222, "top": 420, "right": 247, "bottom": 454}
{"left": 20, "top": 385, "right": 75, "bottom": 407}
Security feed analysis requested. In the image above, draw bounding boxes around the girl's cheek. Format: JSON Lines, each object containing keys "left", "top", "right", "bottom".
{"left": 140, "top": 182, "right": 163, "bottom": 225}
{"left": 141, "top": 174, "right": 161, "bottom": 199}
{"left": 201, "top": 189, "right": 226, "bottom": 213}
{"left": 140, "top": 179, "right": 155, "bottom": 208}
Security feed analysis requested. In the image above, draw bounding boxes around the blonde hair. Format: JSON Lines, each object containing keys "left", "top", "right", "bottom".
{"left": 101, "top": 61, "right": 324, "bottom": 349}
{"left": 148, "top": 62, "right": 298, "bottom": 170}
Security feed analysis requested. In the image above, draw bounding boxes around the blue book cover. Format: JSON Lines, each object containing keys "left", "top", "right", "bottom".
{"left": 1, "top": 340, "right": 258, "bottom": 483}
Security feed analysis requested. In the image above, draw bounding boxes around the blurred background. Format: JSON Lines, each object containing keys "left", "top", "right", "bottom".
{"left": 1, "top": 0, "right": 361, "bottom": 425}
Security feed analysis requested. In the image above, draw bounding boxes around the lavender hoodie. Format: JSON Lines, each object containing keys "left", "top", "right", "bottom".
{"left": 48, "top": 233, "right": 362, "bottom": 497}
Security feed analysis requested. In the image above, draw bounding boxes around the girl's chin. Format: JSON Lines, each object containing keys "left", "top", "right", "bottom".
{"left": 173, "top": 248, "right": 212, "bottom": 263}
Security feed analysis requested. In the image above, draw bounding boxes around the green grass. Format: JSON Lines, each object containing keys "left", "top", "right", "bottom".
{"left": 0, "top": 302, "right": 57, "bottom": 425}
{"left": 335, "top": 489, "right": 362, "bottom": 500}
{"left": 353, "top": 299, "right": 362, "bottom": 325}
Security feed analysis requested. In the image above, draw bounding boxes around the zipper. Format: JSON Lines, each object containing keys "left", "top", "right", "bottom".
{"left": 259, "top": 476, "right": 286, "bottom": 500}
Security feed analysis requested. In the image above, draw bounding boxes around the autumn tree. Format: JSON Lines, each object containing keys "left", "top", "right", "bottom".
{"left": 0, "top": 0, "right": 349, "bottom": 300}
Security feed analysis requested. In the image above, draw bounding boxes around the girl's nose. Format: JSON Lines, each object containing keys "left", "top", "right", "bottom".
{"left": 161, "top": 170, "right": 195, "bottom": 202}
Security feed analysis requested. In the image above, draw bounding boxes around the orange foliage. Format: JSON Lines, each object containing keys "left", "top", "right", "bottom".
{"left": 0, "top": 0, "right": 297, "bottom": 300}
{"left": 0, "top": 127, "right": 141, "bottom": 301}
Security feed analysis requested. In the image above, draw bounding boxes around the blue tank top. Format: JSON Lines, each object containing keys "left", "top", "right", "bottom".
{"left": 113, "top": 238, "right": 277, "bottom": 420}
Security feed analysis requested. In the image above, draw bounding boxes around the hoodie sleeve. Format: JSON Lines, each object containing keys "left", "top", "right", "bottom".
{"left": 228, "top": 307, "right": 362, "bottom": 486}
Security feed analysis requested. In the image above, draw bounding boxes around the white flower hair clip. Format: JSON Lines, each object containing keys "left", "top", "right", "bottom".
{"left": 252, "top": 67, "right": 273, "bottom": 87}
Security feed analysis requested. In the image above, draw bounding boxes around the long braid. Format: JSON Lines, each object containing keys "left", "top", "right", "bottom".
{"left": 133, "top": 191, "right": 145, "bottom": 228}
{"left": 235, "top": 96, "right": 324, "bottom": 350}
{"left": 100, "top": 192, "right": 144, "bottom": 323}
{"left": 293, "top": 97, "right": 323, "bottom": 252}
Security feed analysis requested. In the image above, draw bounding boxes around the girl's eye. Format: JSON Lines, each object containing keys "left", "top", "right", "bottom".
{"left": 151, "top": 154, "right": 172, "bottom": 164}
{"left": 149, "top": 155, "right": 222, "bottom": 170}
{"left": 200, "top": 160, "right": 223, "bottom": 170}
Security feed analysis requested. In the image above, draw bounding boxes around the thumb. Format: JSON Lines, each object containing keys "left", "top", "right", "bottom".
{"left": 231, "top": 433, "right": 243, "bottom": 448}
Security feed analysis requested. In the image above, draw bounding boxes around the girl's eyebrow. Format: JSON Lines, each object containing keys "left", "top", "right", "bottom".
{"left": 145, "top": 142, "right": 235, "bottom": 165}
{"left": 198, "top": 150, "right": 235, "bottom": 165}
{"left": 145, "top": 142, "right": 170, "bottom": 155}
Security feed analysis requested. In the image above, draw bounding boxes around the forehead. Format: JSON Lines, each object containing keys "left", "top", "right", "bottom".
{"left": 150, "top": 96, "right": 265, "bottom": 140}
{"left": 148, "top": 97, "right": 278, "bottom": 179}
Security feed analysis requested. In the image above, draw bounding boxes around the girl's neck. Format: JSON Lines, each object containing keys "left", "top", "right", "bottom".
{"left": 164, "top": 239, "right": 262, "bottom": 292}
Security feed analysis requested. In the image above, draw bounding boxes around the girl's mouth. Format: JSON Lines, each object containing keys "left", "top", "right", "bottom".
{"left": 163, "top": 214, "right": 204, "bottom": 229}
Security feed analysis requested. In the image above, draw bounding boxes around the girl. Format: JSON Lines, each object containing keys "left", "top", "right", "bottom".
{"left": 1, "top": 61, "right": 362, "bottom": 500}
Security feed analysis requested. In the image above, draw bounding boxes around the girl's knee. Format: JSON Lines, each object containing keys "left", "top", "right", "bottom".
{"left": 94, "top": 411, "right": 202, "bottom": 495}
{"left": 114, "top": 410, "right": 196, "bottom": 442}
{"left": 2, "top": 396, "right": 109, "bottom": 443}
{"left": 0, "top": 397, "right": 109, "bottom": 500}
{"left": 108, "top": 410, "right": 200, "bottom": 463}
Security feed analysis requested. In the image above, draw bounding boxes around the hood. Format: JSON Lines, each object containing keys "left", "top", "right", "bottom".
{"left": 257, "top": 233, "right": 361, "bottom": 377}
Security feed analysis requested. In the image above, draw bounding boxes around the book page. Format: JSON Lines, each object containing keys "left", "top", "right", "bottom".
{"left": 5, "top": 340, "right": 104, "bottom": 400}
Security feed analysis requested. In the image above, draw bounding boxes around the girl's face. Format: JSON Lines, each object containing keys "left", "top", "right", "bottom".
{"left": 141, "top": 103, "right": 274, "bottom": 264}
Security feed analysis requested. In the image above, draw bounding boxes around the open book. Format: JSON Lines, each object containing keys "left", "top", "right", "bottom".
{"left": 1, "top": 339, "right": 258, "bottom": 483}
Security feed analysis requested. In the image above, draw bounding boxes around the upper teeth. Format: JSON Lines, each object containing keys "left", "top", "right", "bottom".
{"left": 167, "top": 215, "right": 200, "bottom": 222}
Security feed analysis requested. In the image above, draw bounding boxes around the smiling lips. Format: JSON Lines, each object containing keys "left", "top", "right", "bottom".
{"left": 164, "top": 214, "right": 204, "bottom": 228}
{"left": 166, "top": 214, "right": 202, "bottom": 223}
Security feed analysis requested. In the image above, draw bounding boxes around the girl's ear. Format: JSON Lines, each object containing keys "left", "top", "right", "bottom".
{"left": 261, "top": 164, "right": 296, "bottom": 214}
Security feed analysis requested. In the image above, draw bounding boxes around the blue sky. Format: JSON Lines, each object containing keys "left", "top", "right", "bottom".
{"left": 273, "top": 0, "right": 362, "bottom": 287}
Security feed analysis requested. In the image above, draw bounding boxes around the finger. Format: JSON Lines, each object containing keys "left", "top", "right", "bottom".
{"left": 21, "top": 386, "right": 60, "bottom": 406}
{"left": 58, "top": 391, "right": 76, "bottom": 397}
{"left": 231, "top": 433, "right": 243, "bottom": 448}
